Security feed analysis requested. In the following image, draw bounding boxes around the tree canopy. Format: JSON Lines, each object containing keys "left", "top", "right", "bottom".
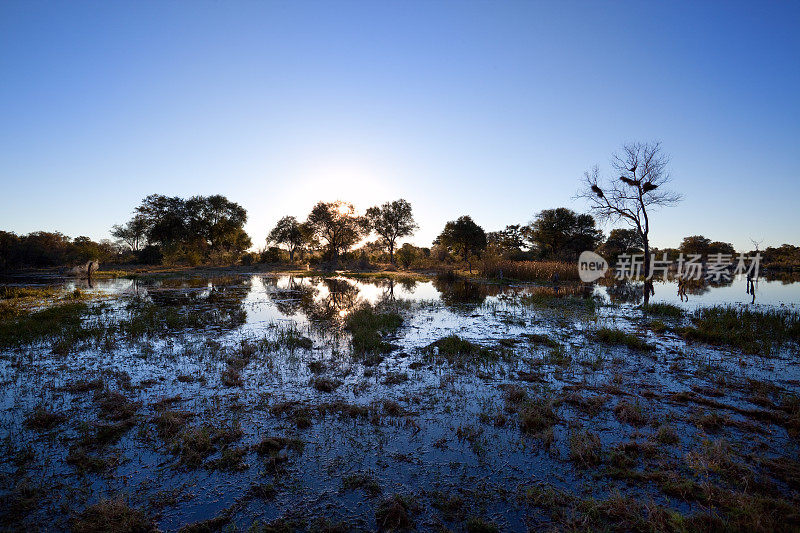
{"left": 365, "top": 199, "right": 418, "bottom": 264}
{"left": 305, "top": 201, "right": 368, "bottom": 264}
{"left": 435, "top": 215, "right": 487, "bottom": 272}
{"left": 268, "top": 216, "right": 307, "bottom": 262}
{"left": 528, "top": 208, "right": 602, "bottom": 261}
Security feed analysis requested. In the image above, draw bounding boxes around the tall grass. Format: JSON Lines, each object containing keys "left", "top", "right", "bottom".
{"left": 479, "top": 259, "right": 579, "bottom": 282}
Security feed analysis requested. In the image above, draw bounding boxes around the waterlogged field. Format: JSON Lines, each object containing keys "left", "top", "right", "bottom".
{"left": 1, "top": 272, "right": 799, "bottom": 532}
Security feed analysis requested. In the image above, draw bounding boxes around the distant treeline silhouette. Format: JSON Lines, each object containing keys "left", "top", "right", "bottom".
{"left": 1, "top": 195, "right": 797, "bottom": 271}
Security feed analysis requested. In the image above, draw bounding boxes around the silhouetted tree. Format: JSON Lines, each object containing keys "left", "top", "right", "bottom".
{"left": 135, "top": 194, "right": 190, "bottom": 247}
{"left": 395, "top": 243, "right": 420, "bottom": 269}
{"left": 115, "top": 194, "right": 251, "bottom": 263}
{"left": 527, "top": 208, "right": 602, "bottom": 261}
{"left": 305, "top": 201, "right": 368, "bottom": 264}
{"left": 0, "top": 231, "right": 118, "bottom": 270}
{"left": 598, "top": 228, "right": 644, "bottom": 263}
{"left": 365, "top": 199, "right": 418, "bottom": 264}
{"left": 268, "top": 216, "right": 307, "bottom": 262}
{"left": 435, "top": 215, "right": 487, "bottom": 273}
{"left": 487, "top": 224, "right": 530, "bottom": 259}
{"left": 679, "top": 235, "right": 712, "bottom": 256}
{"left": 187, "top": 194, "right": 251, "bottom": 254}
{"left": 580, "top": 141, "right": 682, "bottom": 304}
{"left": 111, "top": 214, "right": 148, "bottom": 251}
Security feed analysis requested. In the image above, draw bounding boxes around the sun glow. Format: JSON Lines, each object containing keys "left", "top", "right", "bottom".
{"left": 299, "top": 156, "right": 395, "bottom": 212}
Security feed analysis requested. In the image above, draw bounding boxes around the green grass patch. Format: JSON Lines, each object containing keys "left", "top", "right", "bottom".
{"left": 345, "top": 305, "right": 403, "bottom": 355}
{"left": 641, "top": 302, "right": 684, "bottom": 318}
{"left": 682, "top": 305, "right": 800, "bottom": 355}
{"left": 594, "top": 327, "right": 653, "bottom": 351}
{"left": 422, "top": 334, "right": 497, "bottom": 365}
{"left": 0, "top": 301, "right": 104, "bottom": 351}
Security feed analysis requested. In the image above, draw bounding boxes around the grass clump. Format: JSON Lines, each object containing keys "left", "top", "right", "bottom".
{"left": 569, "top": 429, "right": 603, "bottom": 468}
{"left": 311, "top": 376, "right": 341, "bottom": 393}
{"left": 654, "top": 425, "right": 680, "bottom": 444}
{"left": 72, "top": 498, "right": 157, "bottom": 533}
{"left": 375, "top": 494, "right": 415, "bottom": 531}
{"left": 522, "top": 332, "right": 560, "bottom": 348}
{"left": 342, "top": 471, "right": 382, "bottom": 497}
{"left": 345, "top": 304, "right": 402, "bottom": 355}
{"left": 641, "top": 302, "right": 684, "bottom": 318}
{"left": 24, "top": 405, "right": 66, "bottom": 430}
{"left": 423, "top": 335, "right": 496, "bottom": 365}
{"left": 275, "top": 326, "right": 313, "bottom": 350}
{"left": 465, "top": 517, "right": 500, "bottom": 533}
{"left": 683, "top": 305, "right": 800, "bottom": 355}
{"left": 613, "top": 400, "right": 648, "bottom": 427}
{"left": 595, "top": 327, "right": 653, "bottom": 351}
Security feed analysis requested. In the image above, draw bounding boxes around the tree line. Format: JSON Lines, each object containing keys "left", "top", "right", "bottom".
{"left": 2, "top": 142, "right": 798, "bottom": 273}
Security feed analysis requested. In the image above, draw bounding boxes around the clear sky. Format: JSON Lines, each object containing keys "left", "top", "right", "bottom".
{"left": 1, "top": 0, "right": 798, "bottom": 251}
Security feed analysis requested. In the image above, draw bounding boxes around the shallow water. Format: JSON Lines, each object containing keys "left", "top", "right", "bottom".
{"left": 1, "top": 272, "right": 799, "bottom": 531}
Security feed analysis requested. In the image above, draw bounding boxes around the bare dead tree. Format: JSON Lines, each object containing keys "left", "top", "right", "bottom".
{"left": 578, "top": 141, "right": 682, "bottom": 304}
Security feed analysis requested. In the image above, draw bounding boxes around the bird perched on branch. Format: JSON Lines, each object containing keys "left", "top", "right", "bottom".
{"left": 591, "top": 184, "right": 604, "bottom": 198}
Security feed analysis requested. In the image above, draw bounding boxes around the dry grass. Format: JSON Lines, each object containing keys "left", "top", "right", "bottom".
{"left": 72, "top": 498, "right": 157, "bottom": 533}
{"left": 479, "top": 259, "right": 579, "bottom": 281}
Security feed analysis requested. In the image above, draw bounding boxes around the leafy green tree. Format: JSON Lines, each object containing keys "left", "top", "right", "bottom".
{"left": 708, "top": 241, "right": 735, "bottom": 255}
{"left": 365, "top": 199, "right": 418, "bottom": 264}
{"left": 305, "top": 201, "right": 368, "bottom": 264}
{"left": 118, "top": 194, "right": 251, "bottom": 262}
{"left": 135, "top": 194, "right": 190, "bottom": 248}
{"left": 188, "top": 195, "right": 250, "bottom": 253}
{"left": 435, "top": 215, "right": 487, "bottom": 272}
{"left": 598, "top": 228, "right": 643, "bottom": 263}
{"left": 679, "top": 235, "right": 712, "bottom": 256}
{"left": 487, "top": 224, "right": 530, "bottom": 259}
{"left": 528, "top": 208, "right": 602, "bottom": 261}
{"left": 268, "top": 216, "right": 307, "bottom": 262}
{"left": 395, "top": 243, "right": 420, "bottom": 269}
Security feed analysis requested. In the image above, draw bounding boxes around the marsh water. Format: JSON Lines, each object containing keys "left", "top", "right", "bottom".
{"left": 1, "top": 271, "right": 799, "bottom": 531}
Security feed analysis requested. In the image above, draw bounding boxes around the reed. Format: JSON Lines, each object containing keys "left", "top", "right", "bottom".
{"left": 479, "top": 259, "right": 579, "bottom": 281}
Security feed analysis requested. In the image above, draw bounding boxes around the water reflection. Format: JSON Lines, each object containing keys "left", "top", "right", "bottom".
{"left": 432, "top": 277, "right": 495, "bottom": 313}
{"left": 29, "top": 270, "right": 800, "bottom": 324}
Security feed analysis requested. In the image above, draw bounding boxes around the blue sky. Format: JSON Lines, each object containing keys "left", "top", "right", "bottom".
{"left": 1, "top": 0, "right": 798, "bottom": 251}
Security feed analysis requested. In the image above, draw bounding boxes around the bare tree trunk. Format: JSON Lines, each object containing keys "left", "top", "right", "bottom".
{"left": 389, "top": 242, "right": 395, "bottom": 265}
{"left": 643, "top": 239, "right": 651, "bottom": 305}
